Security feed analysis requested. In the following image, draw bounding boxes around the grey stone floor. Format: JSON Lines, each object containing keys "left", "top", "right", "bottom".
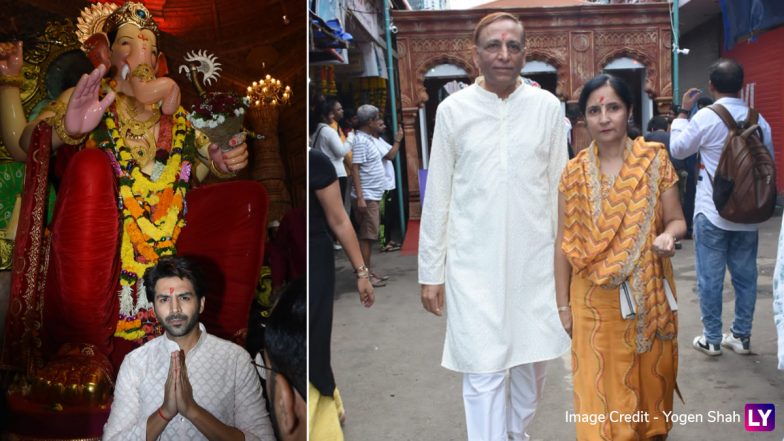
{"left": 331, "top": 216, "right": 784, "bottom": 441}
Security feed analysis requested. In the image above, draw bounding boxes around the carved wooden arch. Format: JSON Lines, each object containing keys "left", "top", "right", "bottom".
{"left": 414, "top": 54, "right": 476, "bottom": 107}
{"left": 525, "top": 49, "right": 568, "bottom": 99}
{"left": 597, "top": 47, "right": 658, "bottom": 98}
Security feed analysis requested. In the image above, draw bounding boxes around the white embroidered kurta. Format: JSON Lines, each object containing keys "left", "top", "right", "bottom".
{"left": 418, "top": 83, "right": 571, "bottom": 373}
{"left": 103, "top": 324, "right": 275, "bottom": 440}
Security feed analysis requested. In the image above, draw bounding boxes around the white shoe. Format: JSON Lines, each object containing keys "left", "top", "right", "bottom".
{"left": 692, "top": 335, "right": 721, "bottom": 356}
{"left": 721, "top": 333, "right": 751, "bottom": 354}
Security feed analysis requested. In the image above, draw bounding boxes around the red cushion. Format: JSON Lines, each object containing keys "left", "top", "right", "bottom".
{"left": 268, "top": 206, "right": 306, "bottom": 288}
{"left": 176, "top": 181, "right": 269, "bottom": 341}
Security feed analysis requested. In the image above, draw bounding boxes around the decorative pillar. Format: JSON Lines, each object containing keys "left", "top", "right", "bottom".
{"left": 401, "top": 108, "right": 421, "bottom": 219}
{"left": 247, "top": 105, "right": 291, "bottom": 223}
{"left": 572, "top": 118, "right": 592, "bottom": 155}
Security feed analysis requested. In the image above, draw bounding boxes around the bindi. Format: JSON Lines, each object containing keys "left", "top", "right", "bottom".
{"left": 599, "top": 96, "right": 605, "bottom": 104}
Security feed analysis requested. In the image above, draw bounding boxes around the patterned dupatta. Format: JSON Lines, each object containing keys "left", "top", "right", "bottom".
{"left": 561, "top": 137, "right": 676, "bottom": 352}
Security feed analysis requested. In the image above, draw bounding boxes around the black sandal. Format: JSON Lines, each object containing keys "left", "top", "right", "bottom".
{"left": 371, "top": 272, "right": 389, "bottom": 281}
{"left": 370, "top": 275, "right": 386, "bottom": 287}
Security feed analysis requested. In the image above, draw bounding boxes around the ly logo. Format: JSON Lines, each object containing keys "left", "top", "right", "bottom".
{"left": 744, "top": 404, "right": 775, "bottom": 432}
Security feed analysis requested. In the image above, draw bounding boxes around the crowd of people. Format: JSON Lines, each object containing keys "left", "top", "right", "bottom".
{"left": 308, "top": 88, "right": 405, "bottom": 439}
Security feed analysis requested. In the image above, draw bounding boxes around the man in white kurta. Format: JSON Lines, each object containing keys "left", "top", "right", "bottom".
{"left": 103, "top": 323, "right": 275, "bottom": 440}
{"left": 103, "top": 256, "right": 275, "bottom": 440}
{"left": 419, "top": 12, "right": 571, "bottom": 441}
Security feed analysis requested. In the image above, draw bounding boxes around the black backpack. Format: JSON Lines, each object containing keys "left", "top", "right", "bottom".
{"left": 706, "top": 104, "right": 776, "bottom": 224}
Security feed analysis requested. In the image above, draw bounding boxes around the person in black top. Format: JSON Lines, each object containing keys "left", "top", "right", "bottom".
{"left": 308, "top": 148, "right": 374, "bottom": 435}
{"left": 645, "top": 114, "right": 697, "bottom": 240}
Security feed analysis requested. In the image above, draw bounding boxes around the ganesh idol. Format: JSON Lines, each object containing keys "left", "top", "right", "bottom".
{"left": 0, "top": 0, "right": 269, "bottom": 407}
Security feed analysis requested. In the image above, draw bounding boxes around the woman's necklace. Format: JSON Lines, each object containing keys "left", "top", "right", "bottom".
{"left": 596, "top": 138, "right": 633, "bottom": 198}
{"left": 117, "top": 95, "right": 161, "bottom": 165}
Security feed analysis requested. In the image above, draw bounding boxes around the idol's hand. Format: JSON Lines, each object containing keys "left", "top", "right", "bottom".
{"left": 420, "top": 284, "right": 445, "bottom": 316}
{"left": 209, "top": 138, "right": 249, "bottom": 173}
{"left": 65, "top": 64, "right": 115, "bottom": 136}
{"left": 0, "top": 41, "right": 23, "bottom": 78}
{"left": 223, "top": 140, "right": 249, "bottom": 172}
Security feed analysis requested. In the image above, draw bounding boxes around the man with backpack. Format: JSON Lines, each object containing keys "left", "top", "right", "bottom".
{"left": 671, "top": 59, "right": 774, "bottom": 357}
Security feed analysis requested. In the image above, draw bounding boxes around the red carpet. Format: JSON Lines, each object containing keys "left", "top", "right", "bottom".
{"left": 401, "top": 219, "right": 419, "bottom": 256}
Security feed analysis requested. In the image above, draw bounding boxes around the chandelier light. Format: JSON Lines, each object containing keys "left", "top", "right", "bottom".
{"left": 246, "top": 74, "right": 291, "bottom": 107}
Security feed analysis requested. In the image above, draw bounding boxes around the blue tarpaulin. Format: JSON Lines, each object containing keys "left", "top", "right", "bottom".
{"left": 719, "top": 0, "right": 784, "bottom": 49}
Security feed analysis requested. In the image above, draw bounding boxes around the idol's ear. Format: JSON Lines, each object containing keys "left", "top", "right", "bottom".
{"left": 155, "top": 52, "right": 169, "bottom": 78}
{"left": 83, "top": 33, "right": 111, "bottom": 73}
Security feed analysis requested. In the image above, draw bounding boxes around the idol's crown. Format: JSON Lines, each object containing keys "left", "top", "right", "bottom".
{"left": 103, "top": 2, "right": 159, "bottom": 38}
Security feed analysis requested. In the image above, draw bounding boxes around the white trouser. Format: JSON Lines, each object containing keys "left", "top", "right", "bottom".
{"left": 462, "top": 361, "right": 548, "bottom": 441}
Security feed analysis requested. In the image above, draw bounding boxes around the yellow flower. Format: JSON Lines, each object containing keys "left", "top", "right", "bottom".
{"left": 104, "top": 106, "right": 191, "bottom": 339}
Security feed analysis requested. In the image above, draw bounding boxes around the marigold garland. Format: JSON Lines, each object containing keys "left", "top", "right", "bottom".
{"left": 97, "top": 104, "right": 193, "bottom": 341}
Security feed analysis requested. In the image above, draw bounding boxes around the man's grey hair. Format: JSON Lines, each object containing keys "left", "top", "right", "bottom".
{"left": 357, "top": 104, "right": 380, "bottom": 127}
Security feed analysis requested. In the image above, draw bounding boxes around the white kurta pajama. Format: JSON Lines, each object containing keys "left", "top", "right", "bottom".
{"left": 103, "top": 324, "right": 275, "bottom": 440}
{"left": 419, "top": 82, "right": 571, "bottom": 374}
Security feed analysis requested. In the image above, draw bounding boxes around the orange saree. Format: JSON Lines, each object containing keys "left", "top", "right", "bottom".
{"left": 560, "top": 137, "right": 679, "bottom": 440}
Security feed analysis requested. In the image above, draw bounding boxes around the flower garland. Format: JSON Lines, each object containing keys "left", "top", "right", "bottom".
{"left": 95, "top": 104, "right": 193, "bottom": 341}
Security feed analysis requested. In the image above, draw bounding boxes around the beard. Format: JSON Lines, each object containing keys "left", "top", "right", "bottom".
{"left": 160, "top": 309, "right": 200, "bottom": 338}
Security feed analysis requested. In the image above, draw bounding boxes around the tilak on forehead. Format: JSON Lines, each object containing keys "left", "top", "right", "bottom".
{"left": 599, "top": 96, "right": 605, "bottom": 104}
{"left": 169, "top": 287, "right": 175, "bottom": 294}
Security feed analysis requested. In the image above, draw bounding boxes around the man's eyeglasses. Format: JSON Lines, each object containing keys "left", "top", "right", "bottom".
{"left": 480, "top": 40, "right": 524, "bottom": 55}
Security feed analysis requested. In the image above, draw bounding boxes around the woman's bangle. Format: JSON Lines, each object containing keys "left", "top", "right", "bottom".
{"left": 157, "top": 407, "right": 172, "bottom": 422}
{"left": 557, "top": 305, "right": 570, "bottom": 312}
{"left": 355, "top": 264, "right": 370, "bottom": 279}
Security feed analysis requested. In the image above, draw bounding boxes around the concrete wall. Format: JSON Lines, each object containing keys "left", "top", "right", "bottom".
{"left": 723, "top": 25, "right": 784, "bottom": 192}
{"left": 679, "top": 16, "right": 722, "bottom": 95}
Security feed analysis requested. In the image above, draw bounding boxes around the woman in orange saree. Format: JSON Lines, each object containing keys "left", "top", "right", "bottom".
{"left": 555, "top": 74, "right": 686, "bottom": 441}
